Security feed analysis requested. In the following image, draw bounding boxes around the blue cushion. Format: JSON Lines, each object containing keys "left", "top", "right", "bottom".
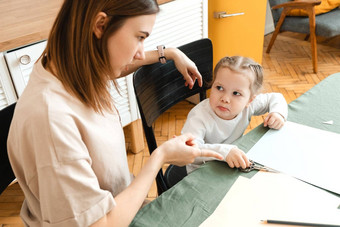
{"left": 270, "top": 0, "right": 288, "bottom": 22}
{"left": 269, "top": 0, "right": 340, "bottom": 37}
{"left": 281, "top": 8, "right": 340, "bottom": 37}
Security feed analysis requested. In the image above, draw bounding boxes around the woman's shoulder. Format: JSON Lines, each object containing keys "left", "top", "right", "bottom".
{"left": 13, "top": 67, "right": 90, "bottom": 133}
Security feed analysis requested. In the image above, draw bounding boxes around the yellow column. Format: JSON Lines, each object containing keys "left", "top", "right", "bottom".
{"left": 208, "top": 0, "right": 267, "bottom": 66}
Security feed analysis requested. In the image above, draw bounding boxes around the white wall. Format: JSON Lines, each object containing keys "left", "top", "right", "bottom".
{"left": 265, "top": 1, "right": 275, "bottom": 35}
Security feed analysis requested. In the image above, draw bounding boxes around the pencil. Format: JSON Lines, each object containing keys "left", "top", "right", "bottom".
{"left": 262, "top": 219, "right": 340, "bottom": 227}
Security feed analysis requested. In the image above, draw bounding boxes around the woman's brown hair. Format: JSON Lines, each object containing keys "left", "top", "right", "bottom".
{"left": 42, "top": 0, "right": 159, "bottom": 113}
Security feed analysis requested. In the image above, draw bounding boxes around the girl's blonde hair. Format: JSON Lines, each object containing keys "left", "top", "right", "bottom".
{"left": 213, "top": 56, "right": 264, "bottom": 95}
{"left": 41, "top": 0, "right": 159, "bottom": 113}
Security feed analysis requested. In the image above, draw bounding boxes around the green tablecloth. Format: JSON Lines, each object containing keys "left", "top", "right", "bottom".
{"left": 130, "top": 73, "right": 340, "bottom": 227}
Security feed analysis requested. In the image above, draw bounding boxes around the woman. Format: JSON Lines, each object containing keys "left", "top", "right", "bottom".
{"left": 7, "top": 0, "right": 222, "bottom": 226}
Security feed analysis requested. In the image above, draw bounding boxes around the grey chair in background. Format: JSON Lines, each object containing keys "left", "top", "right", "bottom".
{"left": 266, "top": 0, "right": 340, "bottom": 73}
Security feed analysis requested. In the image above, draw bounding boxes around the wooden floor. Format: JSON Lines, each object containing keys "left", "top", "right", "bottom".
{"left": 1, "top": 32, "right": 340, "bottom": 226}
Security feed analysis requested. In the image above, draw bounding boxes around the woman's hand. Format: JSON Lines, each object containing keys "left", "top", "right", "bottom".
{"left": 263, "top": 112, "right": 285, "bottom": 129}
{"left": 155, "top": 133, "right": 223, "bottom": 166}
{"left": 225, "top": 147, "right": 251, "bottom": 169}
{"left": 166, "top": 48, "right": 203, "bottom": 89}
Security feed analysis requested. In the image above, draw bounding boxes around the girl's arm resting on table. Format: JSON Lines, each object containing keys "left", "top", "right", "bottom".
{"left": 251, "top": 93, "right": 287, "bottom": 129}
{"left": 90, "top": 134, "right": 223, "bottom": 227}
{"left": 263, "top": 112, "right": 285, "bottom": 129}
{"left": 194, "top": 143, "right": 251, "bottom": 169}
{"left": 194, "top": 141, "right": 235, "bottom": 162}
{"left": 252, "top": 93, "right": 288, "bottom": 118}
{"left": 119, "top": 48, "right": 202, "bottom": 89}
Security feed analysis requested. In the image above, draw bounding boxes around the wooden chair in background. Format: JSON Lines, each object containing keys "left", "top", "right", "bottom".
{"left": 266, "top": 0, "right": 340, "bottom": 73}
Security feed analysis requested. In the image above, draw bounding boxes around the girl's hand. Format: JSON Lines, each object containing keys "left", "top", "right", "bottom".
{"left": 263, "top": 112, "right": 285, "bottom": 129}
{"left": 157, "top": 133, "right": 223, "bottom": 166}
{"left": 225, "top": 147, "right": 251, "bottom": 169}
{"left": 166, "top": 48, "right": 203, "bottom": 89}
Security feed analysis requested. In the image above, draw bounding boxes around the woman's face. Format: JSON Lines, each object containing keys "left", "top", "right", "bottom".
{"left": 107, "top": 14, "right": 156, "bottom": 78}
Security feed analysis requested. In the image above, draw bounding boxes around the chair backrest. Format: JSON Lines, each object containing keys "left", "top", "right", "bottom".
{"left": 133, "top": 38, "right": 213, "bottom": 194}
{"left": 0, "top": 103, "right": 16, "bottom": 194}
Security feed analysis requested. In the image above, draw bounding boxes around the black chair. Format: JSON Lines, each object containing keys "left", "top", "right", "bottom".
{"left": 0, "top": 103, "right": 16, "bottom": 195}
{"left": 133, "top": 38, "right": 213, "bottom": 195}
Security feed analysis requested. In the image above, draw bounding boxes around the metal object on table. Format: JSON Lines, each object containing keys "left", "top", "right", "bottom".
{"left": 239, "top": 160, "right": 271, "bottom": 173}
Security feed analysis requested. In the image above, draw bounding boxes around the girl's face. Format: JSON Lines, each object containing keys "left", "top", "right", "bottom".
{"left": 209, "top": 67, "right": 255, "bottom": 120}
{"left": 107, "top": 14, "right": 156, "bottom": 77}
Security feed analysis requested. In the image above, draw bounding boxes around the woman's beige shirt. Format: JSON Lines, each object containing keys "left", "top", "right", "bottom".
{"left": 7, "top": 60, "right": 131, "bottom": 227}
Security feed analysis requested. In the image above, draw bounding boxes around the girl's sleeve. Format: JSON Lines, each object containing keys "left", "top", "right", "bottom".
{"left": 181, "top": 109, "right": 236, "bottom": 173}
{"left": 251, "top": 93, "right": 288, "bottom": 120}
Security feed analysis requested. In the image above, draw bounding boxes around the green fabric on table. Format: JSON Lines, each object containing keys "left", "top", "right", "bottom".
{"left": 130, "top": 73, "right": 340, "bottom": 227}
{"left": 130, "top": 162, "right": 257, "bottom": 227}
{"left": 287, "top": 73, "right": 340, "bottom": 134}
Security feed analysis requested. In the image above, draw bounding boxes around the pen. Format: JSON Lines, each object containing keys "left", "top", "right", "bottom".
{"left": 262, "top": 219, "right": 340, "bottom": 227}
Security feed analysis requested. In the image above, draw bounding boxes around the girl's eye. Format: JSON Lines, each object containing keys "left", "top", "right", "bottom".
{"left": 138, "top": 36, "right": 146, "bottom": 41}
{"left": 216, "top": 86, "right": 223, "bottom": 91}
{"left": 233, "top": 91, "right": 241, "bottom": 96}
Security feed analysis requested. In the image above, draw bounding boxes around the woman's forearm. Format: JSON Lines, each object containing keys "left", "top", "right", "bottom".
{"left": 119, "top": 48, "right": 180, "bottom": 77}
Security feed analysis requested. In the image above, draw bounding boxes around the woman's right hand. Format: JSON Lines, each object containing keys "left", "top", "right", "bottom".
{"left": 155, "top": 133, "right": 223, "bottom": 166}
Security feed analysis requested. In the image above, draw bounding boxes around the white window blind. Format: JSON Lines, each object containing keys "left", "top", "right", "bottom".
{"left": 0, "top": 53, "right": 16, "bottom": 110}
{"left": 5, "top": 40, "right": 47, "bottom": 97}
{"left": 144, "top": 0, "right": 207, "bottom": 50}
{"left": 110, "top": 77, "right": 132, "bottom": 127}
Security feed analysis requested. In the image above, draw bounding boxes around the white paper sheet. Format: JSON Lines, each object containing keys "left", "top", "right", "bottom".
{"left": 200, "top": 172, "right": 340, "bottom": 227}
{"left": 200, "top": 176, "right": 264, "bottom": 227}
{"left": 251, "top": 172, "right": 340, "bottom": 225}
{"left": 247, "top": 121, "right": 340, "bottom": 195}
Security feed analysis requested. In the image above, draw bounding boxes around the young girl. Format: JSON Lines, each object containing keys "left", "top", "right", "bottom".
{"left": 182, "top": 56, "right": 288, "bottom": 174}
{"left": 7, "top": 1, "right": 222, "bottom": 226}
